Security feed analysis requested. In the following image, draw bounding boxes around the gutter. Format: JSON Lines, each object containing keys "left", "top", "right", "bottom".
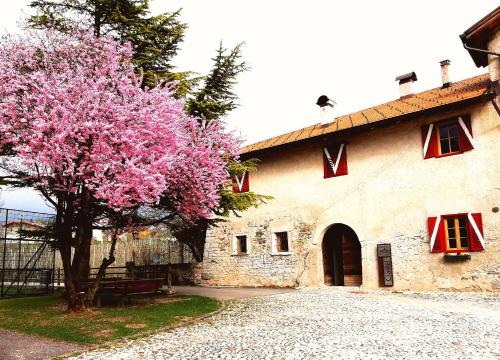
{"left": 459, "top": 34, "right": 500, "bottom": 117}
{"left": 460, "top": 38, "right": 500, "bottom": 58}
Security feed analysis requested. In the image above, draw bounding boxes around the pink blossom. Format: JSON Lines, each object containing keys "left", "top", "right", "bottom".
{"left": 0, "top": 30, "right": 238, "bottom": 221}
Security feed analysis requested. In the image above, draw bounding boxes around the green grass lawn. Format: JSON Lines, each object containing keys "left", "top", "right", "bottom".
{"left": 0, "top": 294, "right": 219, "bottom": 344}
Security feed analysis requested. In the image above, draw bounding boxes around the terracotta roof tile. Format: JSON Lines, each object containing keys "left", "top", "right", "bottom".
{"left": 240, "top": 74, "right": 490, "bottom": 154}
{"left": 349, "top": 112, "right": 368, "bottom": 127}
{"left": 303, "top": 126, "right": 320, "bottom": 139}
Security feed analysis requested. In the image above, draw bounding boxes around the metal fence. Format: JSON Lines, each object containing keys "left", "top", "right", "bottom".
{"left": 0, "top": 208, "right": 56, "bottom": 298}
{"left": 0, "top": 208, "right": 197, "bottom": 298}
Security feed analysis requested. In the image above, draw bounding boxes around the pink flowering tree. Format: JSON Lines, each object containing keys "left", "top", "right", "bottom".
{"left": 0, "top": 30, "right": 238, "bottom": 310}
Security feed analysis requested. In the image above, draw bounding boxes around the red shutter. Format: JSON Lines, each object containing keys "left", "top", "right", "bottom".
{"left": 241, "top": 172, "right": 249, "bottom": 192}
{"left": 468, "top": 213, "right": 484, "bottom": 251}
{"left": 458, "top": 116, "right": 474, "bottom": 152}
{"left": 231, "top": 172, "right": 249, "bottom": 193}
{"left": 323, "top": 144, "right": 348, "bottom": 178}
{"left": 231, "top": 179, "right": 238, "bottom": 192}
{"left": 337, "top": 146, "right": 348, "bottom": 176}
{"left": 323, "top": 149, "right": 333, "bottom": 178}
{"left": 428, "top": 216, "right": 446, "bottom": 253}
{"left": 421, "top": 124, "right": 438, "bottom": 159}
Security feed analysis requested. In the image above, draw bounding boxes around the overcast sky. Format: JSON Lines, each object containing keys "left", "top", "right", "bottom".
{"left": 0, "top": 1, "right": 497, "bottom": 212}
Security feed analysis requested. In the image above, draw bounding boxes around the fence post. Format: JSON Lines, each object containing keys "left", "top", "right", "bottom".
{"left": 17, "top": 215, "right": 23, "bottom": 294}
{"left": 166, "top": 263, "right": 173, "bottom": 295}
{"left": 1, "top": 209, "right": 8, "bottom": 297}
{"left": 51, "top": 249, "right": 56, "bottom": 293}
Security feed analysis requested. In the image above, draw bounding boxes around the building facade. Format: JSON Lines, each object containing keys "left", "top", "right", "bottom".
{"left": 195, "top": 9, "right": 500, "bottom": 291}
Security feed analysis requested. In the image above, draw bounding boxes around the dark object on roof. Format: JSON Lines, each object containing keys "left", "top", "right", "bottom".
{"left": 460, "top": 7, "right": 500, "bottom": 67}
{"left": 395, "top": 72, "right": 418, "bottom": 84}
{"left": 316, "top": 95, "right": 329, "bottom": 107}
{"left": 316, "top": 95, "right": 335, "bottom": 108}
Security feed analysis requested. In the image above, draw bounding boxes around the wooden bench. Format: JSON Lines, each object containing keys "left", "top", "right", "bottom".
{"left": 81, "top": 278, "right": 165, "bottom": 307}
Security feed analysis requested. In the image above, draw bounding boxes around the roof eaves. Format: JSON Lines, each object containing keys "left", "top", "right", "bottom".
{"left": 240, "top": 74, "right": 491, "bottom": 156}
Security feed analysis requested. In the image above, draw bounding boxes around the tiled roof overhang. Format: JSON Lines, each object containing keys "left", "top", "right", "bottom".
{"left": 241, "top": 74, "right": 493, "bottom": 157}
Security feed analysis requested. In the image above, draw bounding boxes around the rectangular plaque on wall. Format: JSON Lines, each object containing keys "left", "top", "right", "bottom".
{"left": 377, "top": 243, "right": 394, "bottom": 287}
{"left": 377, "top": 243, "right": 391, "bottom": 257}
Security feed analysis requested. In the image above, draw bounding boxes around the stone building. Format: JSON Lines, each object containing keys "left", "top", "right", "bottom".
{"left": 196, "top": 8, "right": 500, "bottom": 291}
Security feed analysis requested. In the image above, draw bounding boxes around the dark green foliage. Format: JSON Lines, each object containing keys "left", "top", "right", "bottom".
{"left": 187, "top": 42, "right": 248, "bottom": 122}
{"left": 29, "top": 1, "right": 150, "bottom": 37}
{"left": 29, "top": 0, "right": 188, "bottom": 89}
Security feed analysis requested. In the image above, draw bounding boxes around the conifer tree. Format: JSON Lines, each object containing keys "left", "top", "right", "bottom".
{"left": 29, "top": 0, "right": 189, "bottom": 89}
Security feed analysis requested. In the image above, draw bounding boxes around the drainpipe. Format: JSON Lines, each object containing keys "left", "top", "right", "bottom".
{"left": 492, "top": 95, "right": 500, "bottom": 117}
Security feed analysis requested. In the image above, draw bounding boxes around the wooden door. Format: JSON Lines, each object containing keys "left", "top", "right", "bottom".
{"left": 341, "top": 234, "right": 362, "bottom": 286}
{"left": 322, "top": 236, "right": 335, "bottom": 285}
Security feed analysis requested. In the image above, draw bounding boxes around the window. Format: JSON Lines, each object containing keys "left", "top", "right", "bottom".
{"left": 232, "top": 234, "right": 249, "bottom": 255}
{"left": 272, "top": 231, "right": 291, "bottom": 254}
{"left": 232, "top": 172, "right": 249, "bottom": 193}
{"left": 236, "top": 235, "right": 248, "bottom": 254}
{"left": 323, "top": 143, "right": 348, "bottom": 178}
{"left": 421, "top": 115, "right": 474, "bottom": 159}
{"left": 444, "top": 216, "right": 469, "bottom": 251}
{"left": 427, "top": 213, "right": 485, "bottom": 253}
{"left": 276, "top": 232, "right": 289, "bottom": 252}
{"left": 438, "top": 122, "right": 461, "bottom": 155}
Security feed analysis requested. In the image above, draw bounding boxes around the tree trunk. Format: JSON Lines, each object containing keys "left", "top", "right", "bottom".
{"left": 85, "top": 227, "right": 118, "bottom": 307}
{"left": 174, "top": 220, "right": 208, "bottom": 262}
{"left": 55, "top": 195, "right": 86, "bottom": 312}
{"left": 71, "top": 211, "right": 93, "bottom": 290}
{"left": 94, "top": 6, "right": 102, "bottom": 37}
{"left": 60, "top": 244, "right": 84, "bottom": 311}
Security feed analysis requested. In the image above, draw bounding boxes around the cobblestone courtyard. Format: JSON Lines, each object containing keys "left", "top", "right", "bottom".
{"left": 74, "top": 287, "right": 500, "bottom": 359}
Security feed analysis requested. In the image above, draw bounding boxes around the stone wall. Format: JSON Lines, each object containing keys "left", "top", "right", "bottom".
{"left": 195, "top": 216, "right": 315, "bottom": 287}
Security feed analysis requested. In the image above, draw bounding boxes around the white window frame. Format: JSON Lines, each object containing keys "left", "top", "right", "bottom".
{"left": 271, "top": 230, "right": 292, "bottom": 256}
{"left": 232, "top": 233, "right": 250, "bottom": 256}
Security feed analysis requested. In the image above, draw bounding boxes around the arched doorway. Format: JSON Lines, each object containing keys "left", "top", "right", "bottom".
{"left": 322, "top": 224, "right": 362, "bottom": 286}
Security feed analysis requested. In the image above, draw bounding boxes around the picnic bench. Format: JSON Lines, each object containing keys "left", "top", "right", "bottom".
{"left": 81, "top": 278, "right": 165, "bottom": 307}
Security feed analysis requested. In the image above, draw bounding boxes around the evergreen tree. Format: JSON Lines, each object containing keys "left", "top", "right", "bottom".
{"left": 29, "top": 0, "right": 189, "bottom": 90}
{"left": 187, "top": 42, "right": 247, "bottom": 122}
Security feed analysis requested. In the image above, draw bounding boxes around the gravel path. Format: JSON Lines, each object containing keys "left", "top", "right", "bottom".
{"left": 73, "top": 287, "right": 500, "bottom": 360}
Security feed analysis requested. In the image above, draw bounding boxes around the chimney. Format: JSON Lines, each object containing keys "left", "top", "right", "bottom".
{"left": 395, "top": 72, "right": 417, "bottom": 98}
{"left": 440, "top": 59, "right": 452, "bottom": 88}
{"left": 316, "top": 95, "right": 336, "bottom": 124}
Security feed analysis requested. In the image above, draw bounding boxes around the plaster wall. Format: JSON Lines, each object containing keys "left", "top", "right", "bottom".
{"left": 197, "top": 101, "right": 500, "bottom": 291}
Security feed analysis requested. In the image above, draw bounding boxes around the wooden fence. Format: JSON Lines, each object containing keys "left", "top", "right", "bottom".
{"left": 53, "top": 236, "right": 193, "bottom": 269}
